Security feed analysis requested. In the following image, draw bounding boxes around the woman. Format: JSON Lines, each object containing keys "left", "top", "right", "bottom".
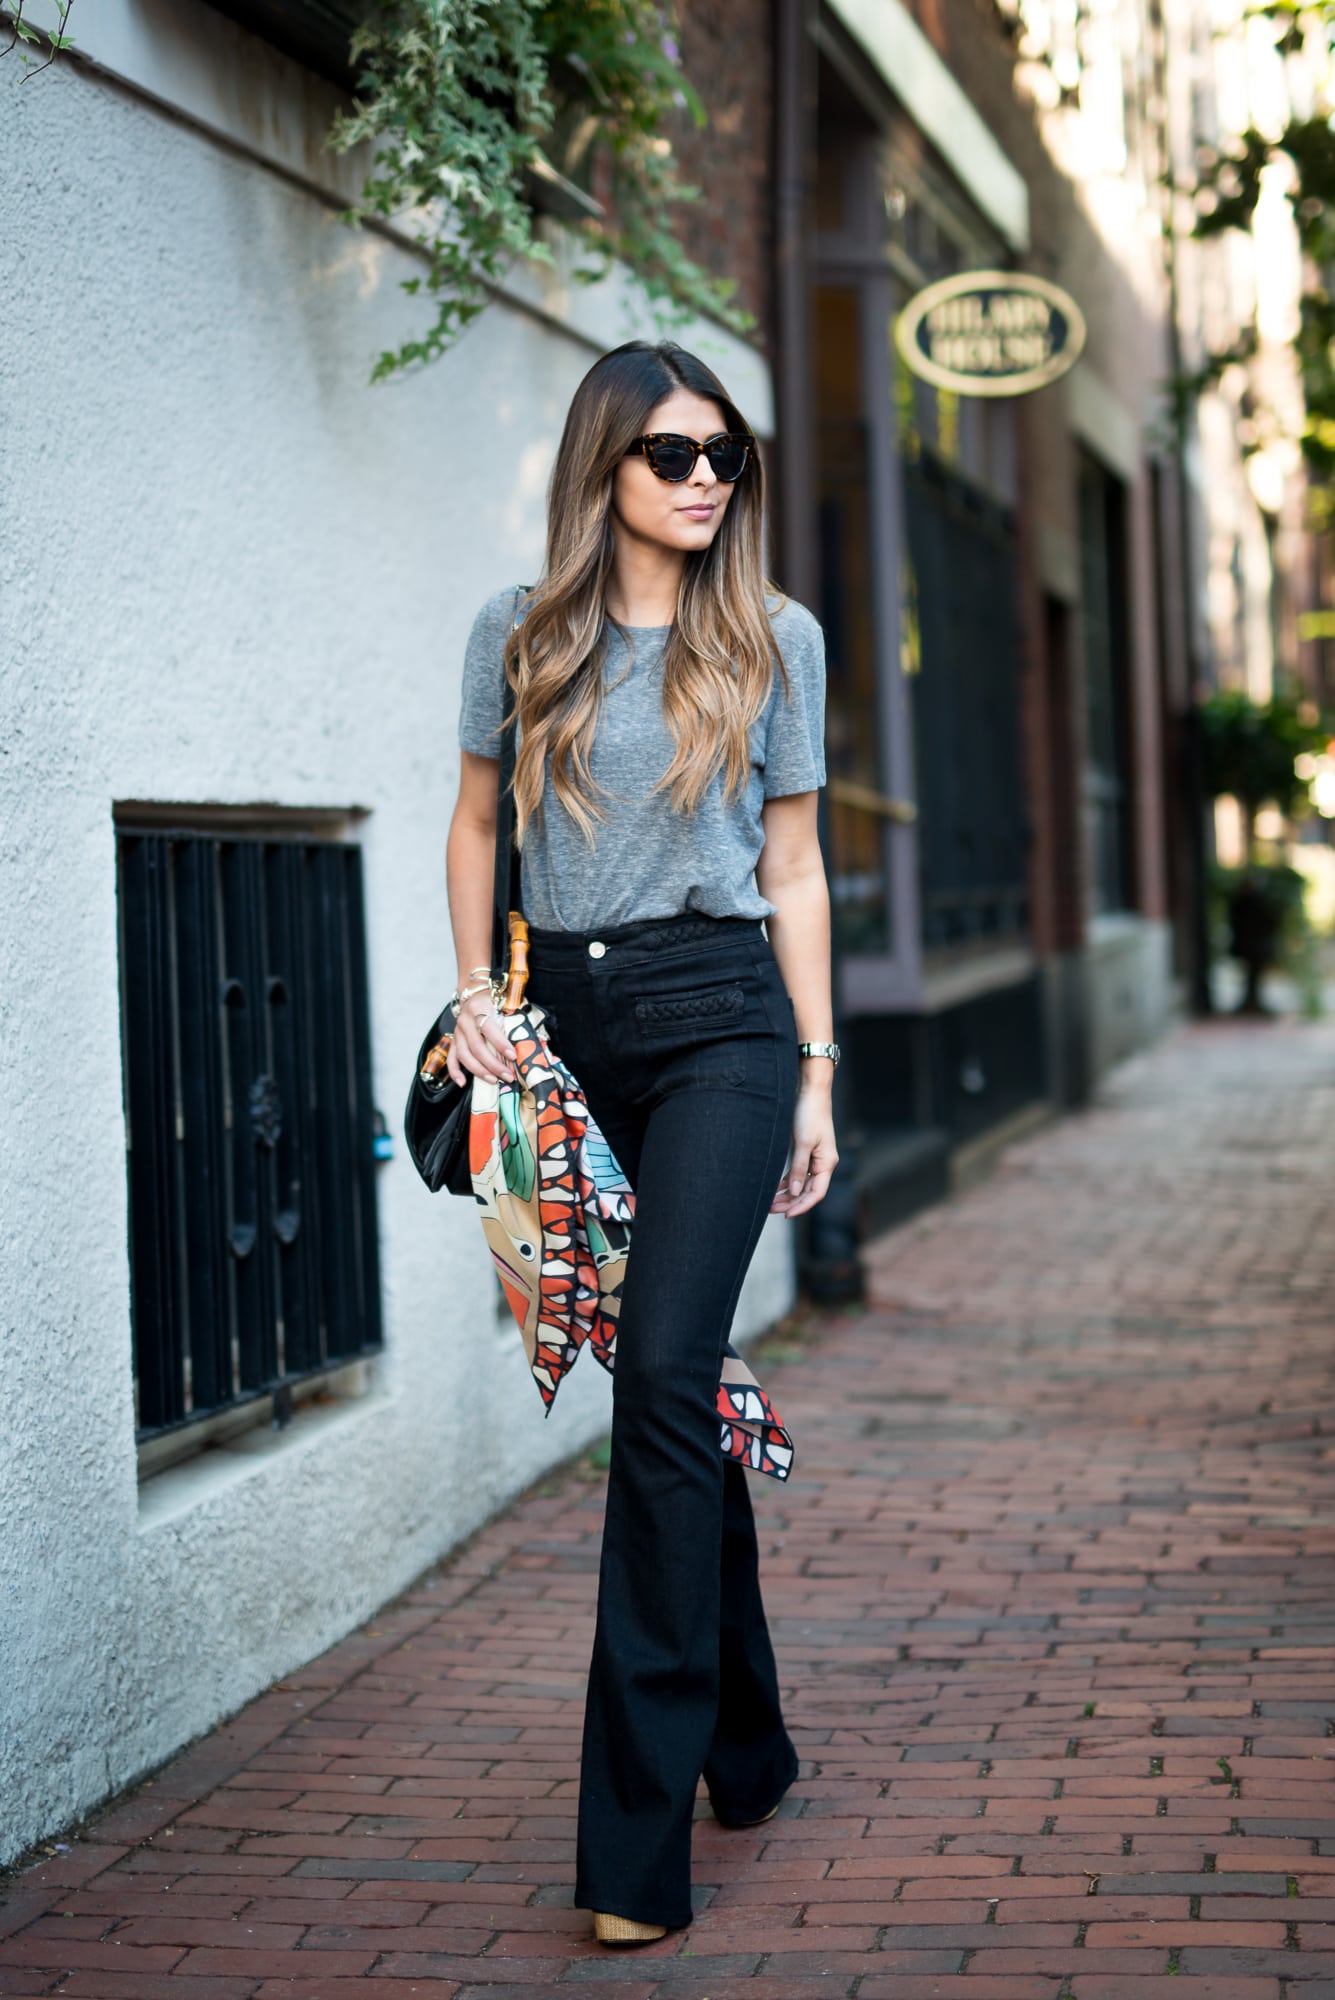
{"left": 444, "top": 339, "right": 838, "bottom": 1944}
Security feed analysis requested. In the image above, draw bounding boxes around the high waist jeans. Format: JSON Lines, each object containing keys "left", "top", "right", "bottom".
{"left": 526, "top": 911, "right": 801, "bottom": 1931}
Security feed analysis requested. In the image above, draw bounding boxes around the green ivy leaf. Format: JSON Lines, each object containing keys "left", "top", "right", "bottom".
{"left": 329, "top": 0, "right": 750, "bottom": 382}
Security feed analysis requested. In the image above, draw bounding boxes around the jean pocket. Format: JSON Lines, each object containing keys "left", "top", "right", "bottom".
{"left": 634, "top": 982, "right": 745, "bottom": 1037}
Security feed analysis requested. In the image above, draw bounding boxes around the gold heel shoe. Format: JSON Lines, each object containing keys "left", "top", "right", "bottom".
{"left": 742, "top": 1803, "right": 779, "bottom": 1824}
{"left": 593, "top": 1911, "right": 668, "bottom": 1945}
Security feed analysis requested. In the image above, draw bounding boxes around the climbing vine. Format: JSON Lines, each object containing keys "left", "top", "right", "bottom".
{"left": 329, "top": 0, "right": 749, "bottom": 382}
{"left": 0, "top": 1, "right": 76, "bottom": 78}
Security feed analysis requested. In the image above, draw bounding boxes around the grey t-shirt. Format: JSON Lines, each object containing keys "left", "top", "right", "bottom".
{"left": 458, "top": 586, "right": 827, "bottom": 931}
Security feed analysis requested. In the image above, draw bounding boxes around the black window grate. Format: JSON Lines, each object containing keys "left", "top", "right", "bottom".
{"left": 116, "top": 828, "right": 383, "bottom": 1441}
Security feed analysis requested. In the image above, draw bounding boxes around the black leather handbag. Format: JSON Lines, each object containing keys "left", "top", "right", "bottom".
{"left": 404, "top": 686, "right": 522, "bottom": 1196}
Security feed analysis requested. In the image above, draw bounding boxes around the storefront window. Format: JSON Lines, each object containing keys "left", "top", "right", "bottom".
{"left": 815, "top": 284, "right": 893, "bottom": 955}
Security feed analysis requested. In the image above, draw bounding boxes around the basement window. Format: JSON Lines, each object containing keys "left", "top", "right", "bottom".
{"left": 115, "top": 810, "right": 384, "bottom": 1476}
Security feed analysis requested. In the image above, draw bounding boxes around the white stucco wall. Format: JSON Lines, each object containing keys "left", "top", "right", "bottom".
{"left": 0, "top": 23, "right": 790, "bottom": 1866}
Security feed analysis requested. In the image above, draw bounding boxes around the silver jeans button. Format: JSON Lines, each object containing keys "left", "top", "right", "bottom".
{"left": 588, "top": 939, "right": 607, "bottom": 959}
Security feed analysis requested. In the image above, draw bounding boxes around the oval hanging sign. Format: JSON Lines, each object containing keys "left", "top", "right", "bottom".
{"left": 895, "top": 270, "right": 1085, "bottom": 398}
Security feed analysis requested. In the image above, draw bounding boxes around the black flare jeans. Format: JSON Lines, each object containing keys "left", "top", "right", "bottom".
{"left": 525, "top": 910, "right": 801, "bottom": 1932}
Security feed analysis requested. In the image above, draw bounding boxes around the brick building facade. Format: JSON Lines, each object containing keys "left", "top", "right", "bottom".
{"left": 669, "top": 0, "right": 1220, "bottom": 1238}
{"left": 207, "top": 0, "right": 1240, "bottom": 1224}
{"left": 673, "top": 0, "right": 778, "bottom": 347}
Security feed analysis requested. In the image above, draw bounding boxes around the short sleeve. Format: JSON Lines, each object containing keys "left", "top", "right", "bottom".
{"left": 762, "top": 600, "right": 827, "bottom": 798}
{"left": 459, "top": 586, "right": 523, "bottom": 759}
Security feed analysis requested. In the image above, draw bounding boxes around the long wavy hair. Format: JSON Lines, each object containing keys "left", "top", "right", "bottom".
{"left": 505, "top": 340, "right": 786, "bottom": 847}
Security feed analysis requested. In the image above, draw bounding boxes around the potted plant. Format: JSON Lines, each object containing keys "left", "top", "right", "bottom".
{"left": 1210, "top": 858, "right": 1307, "bottom": 1011}
{"left": 1199, "top": 688, "right": 1325, "bottom": 1012}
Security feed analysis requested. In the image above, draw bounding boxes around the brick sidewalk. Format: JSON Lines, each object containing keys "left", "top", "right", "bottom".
{"left": 5, "top": 1018, "right": 1335, "bottom": 1999}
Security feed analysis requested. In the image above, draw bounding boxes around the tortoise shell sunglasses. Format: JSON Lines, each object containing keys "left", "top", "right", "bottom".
{"left": 626, "top": 431, "right": 755, "bottom": 483}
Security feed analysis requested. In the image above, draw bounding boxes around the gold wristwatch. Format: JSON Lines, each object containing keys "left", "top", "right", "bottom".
{"left": 797, "top": 1040, "right": 841, "bottom": 1066}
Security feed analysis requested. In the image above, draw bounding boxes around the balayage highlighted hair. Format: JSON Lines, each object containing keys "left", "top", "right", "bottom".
{"left": 504, "top": 340, "right": 786, "bottom": 848}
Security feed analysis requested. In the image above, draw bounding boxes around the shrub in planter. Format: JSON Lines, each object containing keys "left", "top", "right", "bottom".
{"left": 1213, "top": 862, "right": 1307, "bottom": 1013}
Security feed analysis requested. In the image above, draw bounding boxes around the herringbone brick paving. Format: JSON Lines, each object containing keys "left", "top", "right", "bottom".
{"left": 4, "top": 1017, "right": 1335, "bottom": 1998}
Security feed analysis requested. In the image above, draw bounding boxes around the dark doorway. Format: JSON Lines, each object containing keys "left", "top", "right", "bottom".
{"left": 1078, "top": 450, "right": 1136, "bottom": 914}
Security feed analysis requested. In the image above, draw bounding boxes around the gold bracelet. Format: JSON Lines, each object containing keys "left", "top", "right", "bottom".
{"left": 451, "top": 977, "right": 502, "bottom": 1014}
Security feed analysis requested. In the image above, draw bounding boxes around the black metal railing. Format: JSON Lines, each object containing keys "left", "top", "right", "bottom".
{"left": 116, "top": 827, "right": 383, "bottom": 1440}
{"left": 904, "top": 448, "right": 1030, "bottom": 953}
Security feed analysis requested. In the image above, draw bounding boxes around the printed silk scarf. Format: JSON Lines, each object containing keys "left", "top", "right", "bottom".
{"left": 469, "top": 1001, "right": 794, "bottom": 1481}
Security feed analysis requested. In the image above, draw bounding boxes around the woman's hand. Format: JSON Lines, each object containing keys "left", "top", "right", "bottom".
{"left": 445, "top": 991, "right": 517, "bottom": 1089}
{"left": 756, "top": 791, "right": 838, "bottom": 1219}
{"left": 772, "top": 1079, "right": 838, "bottom": 1219}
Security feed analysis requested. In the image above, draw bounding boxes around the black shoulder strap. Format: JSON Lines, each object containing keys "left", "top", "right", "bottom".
{"left": 490, "top": 587, "right": 527, "bottom": 971}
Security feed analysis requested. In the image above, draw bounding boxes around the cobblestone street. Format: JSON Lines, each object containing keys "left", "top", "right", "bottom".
{"left": 4, "top": 1017, "right": 1335, "bottom": 2000}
